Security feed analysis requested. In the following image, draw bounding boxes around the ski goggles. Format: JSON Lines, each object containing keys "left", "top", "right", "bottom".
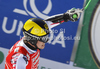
{"left": 39, "top": 35, "right": 49, "bottom": 43}
{"left": 24, "top": 31, "right": 49, "bottom": 43}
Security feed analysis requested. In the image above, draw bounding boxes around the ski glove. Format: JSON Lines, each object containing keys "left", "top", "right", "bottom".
{"left": 64, "top": 8, "right": 81, "bottom": 22}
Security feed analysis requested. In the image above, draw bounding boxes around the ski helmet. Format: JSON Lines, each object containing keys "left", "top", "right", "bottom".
{"left": 22, "top": 18, "right": 50, "bottom": 48}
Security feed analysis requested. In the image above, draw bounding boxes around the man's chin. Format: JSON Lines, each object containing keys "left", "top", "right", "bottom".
{"left": 40, "top": 47, "right": 45, "bottom": 49}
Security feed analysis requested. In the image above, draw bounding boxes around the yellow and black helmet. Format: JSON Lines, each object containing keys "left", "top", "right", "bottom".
{"left": 22, "top": 18, "right": 50, "bottom": 45}
{"left": 23, "top": 18, "right": 49, "bottom": 36}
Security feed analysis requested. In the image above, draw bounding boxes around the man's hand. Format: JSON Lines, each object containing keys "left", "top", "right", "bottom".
{"left": 64, "top": 8, "right": 82, "bottom": 22}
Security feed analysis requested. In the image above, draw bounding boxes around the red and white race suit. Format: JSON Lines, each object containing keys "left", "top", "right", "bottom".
{"left": 5, "top": 38, "right": 40, "bottom": 69}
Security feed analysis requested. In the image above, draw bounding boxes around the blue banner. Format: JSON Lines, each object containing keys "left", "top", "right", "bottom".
{"left": 0, "top": 0, "right": 84, "bottom": 64}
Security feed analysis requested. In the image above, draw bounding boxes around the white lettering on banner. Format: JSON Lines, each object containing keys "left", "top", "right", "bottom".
{"left": 13, "top": 0, "right": 52, "bottom": 19}
{"left": 52, "top": 31, "right": 65, "bottom": 48}
{"left": 2, "top": 17, "right": 17, "bottom": 34}
{"left": 16, "top": 21, "right": 23, "bottom": 36}
{"left": 2, "top": 17, "right": 23, "bottom": 36}
{"left": 48, "top": 31, "right": 66, "bottom": 48}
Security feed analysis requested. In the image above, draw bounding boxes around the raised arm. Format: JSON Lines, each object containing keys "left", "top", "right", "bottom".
{"left": 44, "top": 8, "right": 82, "bottom": 29}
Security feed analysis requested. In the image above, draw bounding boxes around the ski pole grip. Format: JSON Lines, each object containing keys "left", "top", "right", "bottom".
{"left": 73, "top": 14, "right": 78, "bottom": 19}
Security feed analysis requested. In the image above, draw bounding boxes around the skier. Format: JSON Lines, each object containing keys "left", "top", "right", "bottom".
{"left": 5, "top": 8, "right": 81, "bottom": 69}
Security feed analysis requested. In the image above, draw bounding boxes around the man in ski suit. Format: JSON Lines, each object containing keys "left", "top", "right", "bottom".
{"left": 5, "top": 8, "right": 81, "bottom": 69}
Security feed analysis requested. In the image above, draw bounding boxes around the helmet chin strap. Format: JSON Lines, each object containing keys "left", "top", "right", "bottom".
{"left": 27, "top": 41, "right": 39, "bottom": 49}
{"left": 23, "top": 38, "right": 40, "bottom": 50}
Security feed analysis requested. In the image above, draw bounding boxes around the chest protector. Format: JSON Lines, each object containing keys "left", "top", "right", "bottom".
{"left": 5, "top": 40, "right": 40, "bottom": 69}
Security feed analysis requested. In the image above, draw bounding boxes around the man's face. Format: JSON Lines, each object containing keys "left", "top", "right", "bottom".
{"left": 36, "top": 41, "right": 45, "bottom": 49}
